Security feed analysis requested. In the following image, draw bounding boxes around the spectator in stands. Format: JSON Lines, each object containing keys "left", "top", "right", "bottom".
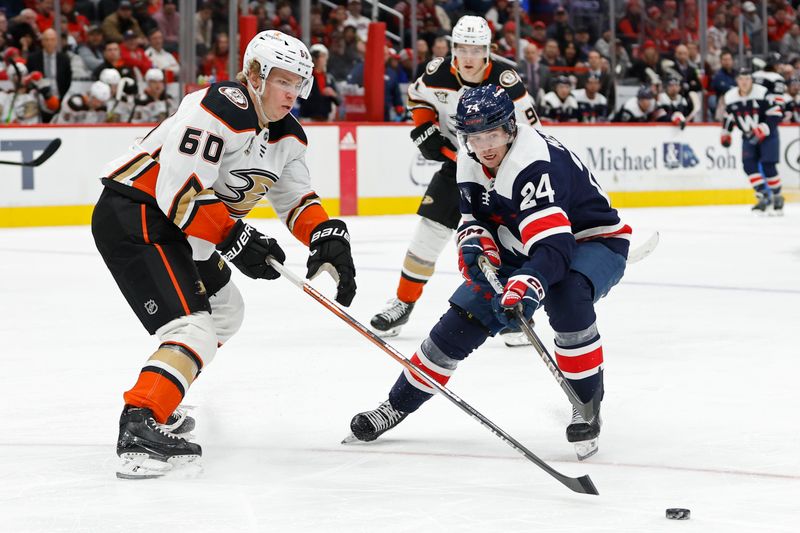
{"left": 145, "top": 29, "right": 178, "bottom": 77}
{"left": 300, "top": 43, "right": 340, "bottom": 122}
{"left": 575, "top": 26, "right": 592, "bottom": 58}
{"left": 0, "top": 12, "right": 10, "bottom": 50}
{"left": 327, "top": 32, "right": 352, "bottom": 82}
{"left": 102, "top": 1, "right": 144, "bottom": 43}
{"left": 768, "top": 7, "right": 792, "bottom": 51}
{"left": 593, "top": 29, "right": 613, "bottom": 58}
{"left": 517, "top": 42, "right": 550, "bottom": 105}
{"left": 62, "top": 1, "right": 90, "bottom": 45}
{"left": 614, "top": 85, "right": 656, "bottom": 122}
{"left": 91, "top": 40, "right": 122, "bottom": 80}
{"left": 153, "top": 0, "right": 179, "bottom": 53}
{"left": 201, "top": 32, "right": 229, "bottom": 81}
{"left": 496, "top": 21, "right": 519, "bottom": 61}
{"left": 742, "top": 2, "right": 765, "bottom": 55}
{"left": 252, "top": 4, "right": 270, "bottom": 32}
{"left": 418, "top": 0, "right": 443, "bottom": 44}
{"left": 8, "top": 9, "right": 39, "bottom": 54}
{"left": 629, "top": 40, "right": 663, "bottom": 86}
{"left": 431, "top": 36, "right": 448, "bottom": 58}
{"left": 325, "top": 5, "right": 348, "bottom": 36}
{"left": 119, "top": 29, "right": 151, "bottom": 77}
{"left": 78, "top": 25, "right": 105, "bottom": 74}
{"left": 27, "top": 28, "right": 71, "bottom": 121}
{"left": 672, "top": 44, "right": 702, "bottom": 97}
{"left": 485, "top": 0, "right": 511, "bottom": 33}
{"left": 62, "top": 31, "right": 90, "bottom": 80}
{"left": 578, "top": 50, "right": 615, "bottom": 108}
{"left": 195, "top": 2, "right": 214, "bottom": 54}
{"left": 708, "top": 13, "right": 728, "bottom": 55}
{"left": 414, "top": 38, "right": 432, "bottom": 78}
{"left": 530, "top": 21, "right": 546, "bottom": 49}
{"left": 710, "top": 50, "right": 736, "bottom": 119}
{"left": 344, "top": 0, "right": 370, "bottom": 42}
{"left": 562, "top": 41, "right": 583, "bottom": 67}
{"left": 342, "top": 24, "right": 360, "bottom": 62}
{"left": 617, "top": 0, "right": 643, "bottom": 49}
{"left": 132, "top": 1, "right": 157, "bottom": 39}
{"left": 781, "top": 24, "right": 800, "bottom": 58}
{"left": 547, "top": 6, "right": 574, "bottom": 50}
{"left": 35, "top": 0, "right": 55, "bottom": 33}
{"left": 397, "top": 47, "right": 414, "bottom": 82}
{"left": 271, "top": 1, "right": 300, "bottom": 38}
{"left": 309, "top": 7, "right": 330, "bottom": 46}
{"left": 541, "top": 38, "right": 565, "bottom": 68}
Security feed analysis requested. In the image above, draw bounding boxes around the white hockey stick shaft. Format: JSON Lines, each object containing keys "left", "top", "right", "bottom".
{"left": 268, "top": 258, "right": 599, "bottom": 495}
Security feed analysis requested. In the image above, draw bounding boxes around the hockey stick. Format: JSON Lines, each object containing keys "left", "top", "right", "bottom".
{"left": 626, "top": 231, "right": 660, "bottom": 264}
{"left": 0, "top": 138, "right": 61, "bottom": 167}
{"left": 268, "top": 259, "right": 598, "bottom": 496}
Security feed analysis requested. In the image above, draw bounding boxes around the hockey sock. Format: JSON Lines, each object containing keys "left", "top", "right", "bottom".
{"left": 396, "top": 217, "right": 454, "bottom": 304}
{"left": 554, "top": 327, "right": 604, "bottom": 404}
{"left": 762, "top": 164, "right": 782, "bottom": 195}
{"left": 747, "top": 172, "right": 766, "bottom": 191}
{"left": 389, "top": 307, "right": 488, "bottom": 412}
{"left": 123, "top": 343, "right": 202, "bottom": 423}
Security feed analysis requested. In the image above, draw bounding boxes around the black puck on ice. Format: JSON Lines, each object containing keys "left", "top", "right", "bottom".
{"left": 666, "top": 508, "right": 691, "bottom": 520}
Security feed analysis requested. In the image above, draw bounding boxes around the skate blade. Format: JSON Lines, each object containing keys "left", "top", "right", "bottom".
{"left": 372, "top": 327, "right": 401, "bottom": 338}
{"left": 500, "top": 331, "right": 532, "bottom": 347}
{"left": 341, "top": 433, "right": 361, "bottom": 445}
{"left": 116, "top": 452, "right": 203, "bottom": 480}
{"left": 574, "top": 438, "right": 599, "bottom": 461}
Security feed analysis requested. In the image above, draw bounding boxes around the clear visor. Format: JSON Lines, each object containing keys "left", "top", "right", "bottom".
{"left": 266, "top": 75, "right": 312, "bottom": 98}
{"left": 454, "top": 44, "right": 489, "bottom": 59}
{"left": 461, "top": 127, "right": 512, "bottom": 152}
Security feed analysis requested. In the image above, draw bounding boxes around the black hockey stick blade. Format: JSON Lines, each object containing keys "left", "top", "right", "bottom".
{"left": 0, "top": 138, "right": 61, "bottom": 167}
{"left": 569, "top": 474, "right": 599, "bottom": 496}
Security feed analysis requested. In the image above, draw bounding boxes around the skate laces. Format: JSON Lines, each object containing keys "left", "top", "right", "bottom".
{"left": 364, "top": 401, "right": 404, "bottom": 431}
{"left": 147, "top": 417, "right": 182, "bottom": 440}
{"left": 378, "top": 299, "right": 410, "bottom": 321}
{"left": 159, "top": 408, "right": 187, "bottom": 432}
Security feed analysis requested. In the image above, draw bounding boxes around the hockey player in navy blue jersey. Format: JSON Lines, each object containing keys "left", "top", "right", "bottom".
{"left": 347, "top": 85, "right": 631, "bottom": 460}
{"left": 654, "top": 76, "right": 693, "bottom": 129}
{"left": 721, "top": 68, "right": 784, "bottom": 214}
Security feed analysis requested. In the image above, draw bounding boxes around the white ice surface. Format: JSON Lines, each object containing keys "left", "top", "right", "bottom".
{"left": 0, "top": 206, "right": 798, "bottom": 532}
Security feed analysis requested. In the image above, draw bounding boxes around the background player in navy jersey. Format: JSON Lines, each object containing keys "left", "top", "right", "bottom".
{"left": 721, "top": 68, "right": 785, "bottom": 214}
{"left": 346, "top": 85, "right": 630, "bottom": 460}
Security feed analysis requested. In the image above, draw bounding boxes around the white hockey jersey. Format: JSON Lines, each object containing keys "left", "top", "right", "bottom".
{"left": 407, "top": 57, "right": 540, "bottom": 148}
{"left": 100, "top": 81, "right": 326, "bottom": 258}
{"left": 53, "top": 94, "right": 108, "bottom": 124}
{"left": 0, "top": 91, "right": 44, "bottom": 124}
{"left": 130, "top": 92, "right": 175, "bottom": 124}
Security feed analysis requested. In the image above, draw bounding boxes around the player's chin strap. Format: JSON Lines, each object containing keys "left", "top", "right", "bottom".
{"left": 247, "top": 77, "right": 270, "bottom": 126}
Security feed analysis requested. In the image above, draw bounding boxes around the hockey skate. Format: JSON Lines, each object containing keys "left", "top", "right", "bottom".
{"left": 342, "top": 400, "right": 409, "bottom": 444}
{"left": 116, "top": 406, "right": 202, "bottom": 479}
{"left": 771, "top": 193, "right": 785, "bottom": 216}
{"left": 567, "top": 406, "right": 601, "bottom": 461}
{"left": 499, "top": 324, "right": 533, "bottom": 347}
{"left": 752, "top": 191, "right": 773, "bottom": 214}
{"left": 370, "top": 298, "right": 415, "bottom": 337}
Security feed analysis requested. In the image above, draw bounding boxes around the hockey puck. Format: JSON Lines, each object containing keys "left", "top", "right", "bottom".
{"left": 666, "top": 508, "right": 691, "bottom": 520}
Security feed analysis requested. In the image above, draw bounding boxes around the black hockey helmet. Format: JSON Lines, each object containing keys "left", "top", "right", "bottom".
{"left": 636, "top": 85, "right": 654, "bottom": 99}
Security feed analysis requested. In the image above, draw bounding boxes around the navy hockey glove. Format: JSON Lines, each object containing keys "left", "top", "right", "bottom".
{"left": 217, "top": 220, "right": 285, "bottom": 280}
{"left": 492, "top": 271, "right": 546, "bottom": 328}
{"left": 410, "top": 121, "right": 457, "bottom": 162}
{"left": 307, "top": 219, "right": 357, "bottom": 307}
{"left": 457, "top": 225, "right": 500, "bottom": 282}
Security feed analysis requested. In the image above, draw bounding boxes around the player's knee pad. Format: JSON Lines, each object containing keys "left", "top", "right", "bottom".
{"left": 544, "top": 272, "right": 597, "bottom": 334}
{"left": 156, "top": 311, "right": 218, "bottom": 369}
{"left": 761, "top": 161, "right": 778, "bottom": 177}
{"left": 742, "top": 157, "right": 760, "bottom": 176}
{"left": 428, "top": 305, "right": 489, "bottom": 361}
{"left": 208, "top": 281, "right": 244, "bottom": 345}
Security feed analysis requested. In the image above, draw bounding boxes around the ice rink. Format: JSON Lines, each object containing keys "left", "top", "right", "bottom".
{"left": 1, "top": 206, "right": 798, "bottom": 532}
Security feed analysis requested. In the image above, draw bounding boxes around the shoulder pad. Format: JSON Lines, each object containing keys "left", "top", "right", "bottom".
{"left": 200, "top": 81, "right": 259, "bottom": 133}
{"left": 268, "top": 113, "right": 307, "bottom": 145}
{"left": 489, "top": 68, "right": 526, "bottom": 99}
{"left": 421, "top": 57, "right": 460, "bottom": 90}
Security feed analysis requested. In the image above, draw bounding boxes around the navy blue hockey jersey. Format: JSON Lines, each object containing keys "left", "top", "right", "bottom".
{"left": 456, "top": 124, "right": 631, "bottom": 288}
{"left": 722, "top": 84, "right": 782, "bottom": 135}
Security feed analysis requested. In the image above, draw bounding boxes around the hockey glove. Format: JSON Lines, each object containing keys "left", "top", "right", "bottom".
{"left": 671, "top": 112, "right": 686, "bottom": 130}
{"left": 410, "top": 121, "right": 457, "bottom": 162}
{"left": 216, "top": 220, "right": 285, "bottom": 280}
{"left": 750, "top": 123, "right": 770, "bottom": 144}
{"left": 307, "top": 219, "right": 357, "bottom": 306}
{"left": 720, "top": 131, "right": 732, "bottom": 148}
{"left": 457, "top": 225, "right": 500, "bottom": 282}
{"left": 492, "top": 271, "right": 546, "bottom": 329}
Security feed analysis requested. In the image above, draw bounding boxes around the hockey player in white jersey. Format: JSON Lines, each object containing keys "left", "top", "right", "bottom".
{"left": 0, "top": 61, "right": 60, "bottom": 124}
{"left": 613, "top": 85, "right": 657, "bottom": 122}
{"left": 369, "top": 15, "right": 539, "bottom": 340}
{"left": 654, "top": 76, "right": 693, "bottom": 129}
{"left": 54, "top": 81, "right": 111, "bottom": 124}
{"left": 573, "top": 73, "right": 608, "bottom": 123}
{"left": 540, "top": 75, "right": 579, "bottom": 122}
{"left": 130, "top": 68, "right": 174, "bottom": 123}
{"left": 92, "top": 30, "right": 357, "bottom": 478}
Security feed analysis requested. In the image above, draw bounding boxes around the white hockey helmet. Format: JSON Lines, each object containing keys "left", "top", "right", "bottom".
{"left": 89, "top": 80, "right": 111, "bottom": 102}
{"left": 242, "top": 30, "right": 314, "bottom": 99}
{"left": 99, "top": 67, "right": 121, "bottom": 86}
{"left": 5, "top": 61, "right": 27, "bottom": 83}
{"left": 452, "top": 16, "right": 492, "bottom": 47}
{"left": 144, "top": 68, "right": 164, "bottom": 82}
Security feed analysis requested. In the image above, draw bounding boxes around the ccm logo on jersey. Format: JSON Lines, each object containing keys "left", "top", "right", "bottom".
{"left": 310, "top": 226, "right": 350, "bottom": 244}
{"left": 221, "top": 223, "right": 254, "bottom": 261}
{"left": 219, "top": 86, "right": 249, "bottom": 110}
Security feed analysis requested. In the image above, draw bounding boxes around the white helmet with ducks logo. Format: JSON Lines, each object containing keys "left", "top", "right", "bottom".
{"left": 452, "top": 16, "right": 492, "bottom": 47}
{"left": 243, "top": 30, "right": 314, "bottom": 100}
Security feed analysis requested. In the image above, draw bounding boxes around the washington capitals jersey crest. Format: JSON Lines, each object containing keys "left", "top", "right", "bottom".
{"left": 456, "top": 124, "right": 631, "bottom": 287}
{"left": 573, "top": 89, "right": 608, "bottom": 123}
{"left": 407, "top": 58, "right": 539, "bottom": 147}
{"left": 722, "top": 84, "right": 782, "bottom": 134}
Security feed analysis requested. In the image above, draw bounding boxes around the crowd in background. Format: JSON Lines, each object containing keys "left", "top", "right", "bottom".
{"left": 3, "top": 0, "right": 800, "bottom": 124}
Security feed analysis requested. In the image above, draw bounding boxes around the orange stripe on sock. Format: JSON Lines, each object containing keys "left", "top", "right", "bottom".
{"left": 397, "top": 276, "right": 425, "bottom": 304}
{"left": 123, "top": 370, "right": 184, "bottom": 423}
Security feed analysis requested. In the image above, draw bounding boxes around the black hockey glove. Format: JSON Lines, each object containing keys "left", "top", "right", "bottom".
{"left": 410, "top": 121, "right": 457, "bottom": 162}
{"left": 307, "top": 219, "right": 357, "bottom": 307}
{"left": 216, "top": 220, "right": 286, "bottom": 280}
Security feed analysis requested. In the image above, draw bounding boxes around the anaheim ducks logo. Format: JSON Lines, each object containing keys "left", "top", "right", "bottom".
{"left": 219, "top": 86, "right": 248, "bottom": 109}
{"left": 499, "top": 69, "right": 521, "bottom": 88}
{"left": 426, "top": 57, "right": 445, "bottom": 75}
{"left": 214, "top": 168, "right": 279, "bottom": 217}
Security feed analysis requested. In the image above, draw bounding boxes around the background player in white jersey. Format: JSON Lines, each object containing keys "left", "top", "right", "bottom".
{"left": 130, "top": 68, "right": 174, "bottom": 123}
{"left": 654, "top": 76, "right": 693, "bottom": 129}
{"left": 0, "top": 61, "right": 60, "bottom": 124}
{"left": 540, "top": 75, "right": 579, "bottom": 122}
{"left": 573, "top": 73, "right": 608, "bottom": 123}
{"left": 370, "top": 15, "right": 539, "bottom": 339}
{"left": 720, "top": 68, "right": 784, "bottom": 213}
{"left": 54, "top": 81, "right": 111, "bottom": 124}
{"left": 348, "top": 85, "right": 629, "bottom": 461}
{"left": 91, "top": 30, "right": 357, "bottom": 478}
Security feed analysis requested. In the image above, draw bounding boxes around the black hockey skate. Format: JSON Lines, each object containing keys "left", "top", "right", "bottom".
{"left": 772, "top": 193, "right": 785, "bottom": 216}
{"left": 342, "top": 400, "right": 409, "bottom": 444}
{"left": 567, "top": 406, "right": 602, "bottom": 461}
{"left": 116, "top": 406, "right": 202, "bottom": 479}
{"left": 752, "top": 191, "right": 773, "bottom": 213}
{"left": 370, "top": 298, "right": 415, "bottom": 337}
